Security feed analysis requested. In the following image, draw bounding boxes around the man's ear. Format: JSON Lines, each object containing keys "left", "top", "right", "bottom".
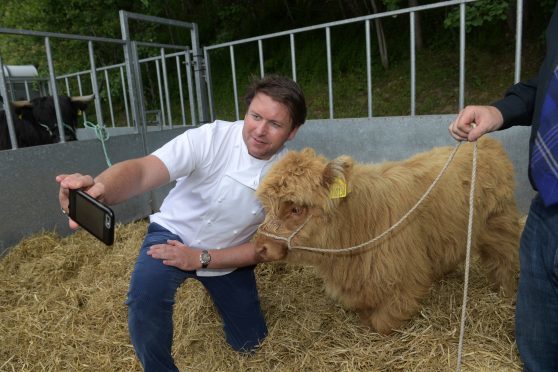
{"left": 321, "top": 155, "right": 353, "bottom": 198}
{"left": 287, "top": 125, "right": 300, "bottom": 141}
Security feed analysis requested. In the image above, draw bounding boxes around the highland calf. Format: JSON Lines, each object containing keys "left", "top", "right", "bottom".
{"left": 254, "top": 137, "right": 520, "bottom": 334}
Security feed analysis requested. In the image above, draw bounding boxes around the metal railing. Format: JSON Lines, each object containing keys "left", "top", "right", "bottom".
{"left": 0, "top": 28, "right": 126, "bottom": 149}
{"left": 204, "top": 0, "right": 524, "bottom": 121}
{"left": 1, "top": 0, "right": 526, "bottom": 150}
{"left": 0, "top": 11, "right": 209, "bottom": 151}
{"left": 55, "top": 49, "right": 197, "bottom": 129}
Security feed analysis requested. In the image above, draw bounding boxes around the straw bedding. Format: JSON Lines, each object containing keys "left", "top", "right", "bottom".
{"left": 1, "top": 220, "right": 521, "bottom": 371}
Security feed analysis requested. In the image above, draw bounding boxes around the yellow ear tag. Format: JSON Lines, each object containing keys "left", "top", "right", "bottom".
{"left": 77, "top": 110, "right": 82, "bottom": 116}
{"left": 329, "top": 177, "right": 348, "bottom": 199}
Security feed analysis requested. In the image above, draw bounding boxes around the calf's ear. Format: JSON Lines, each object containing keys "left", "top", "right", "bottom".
{"left": 301, "top": 147, "right": 316, "bottom": 157}
{"left": 322, "top": 155, "right": 353, "bottom": 197}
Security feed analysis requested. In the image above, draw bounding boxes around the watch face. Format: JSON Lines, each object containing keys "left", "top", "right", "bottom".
{"left": 200, "top": 250, "right": 211, "bottom": 266}
{"left": 201, "top": 252, "right": 210, "bottom": 263}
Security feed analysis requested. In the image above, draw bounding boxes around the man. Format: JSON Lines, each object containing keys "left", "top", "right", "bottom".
{"left": 57, "top": 74, "right": 306, "bottom": 371}
{"left": 448, "top": 4, "right": 558, "bottom": 371}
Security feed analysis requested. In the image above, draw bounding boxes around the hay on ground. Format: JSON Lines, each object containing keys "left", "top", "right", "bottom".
{"left": 1, "top": 220, "right": 521, "bottom": 371}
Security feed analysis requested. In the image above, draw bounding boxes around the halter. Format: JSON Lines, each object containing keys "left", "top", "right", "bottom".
{"left": 257, "top": 139, "right": 478, "bottom": 372}
{"left": 258, "top": 214, "right": 313, "bottom": 250}
{"left": 257, "top": 141, "right": 466, "bottom": 256}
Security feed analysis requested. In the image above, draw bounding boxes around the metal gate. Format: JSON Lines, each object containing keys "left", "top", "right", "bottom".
{"left": 0, "top": 11, "right": 211, "bottom": 151}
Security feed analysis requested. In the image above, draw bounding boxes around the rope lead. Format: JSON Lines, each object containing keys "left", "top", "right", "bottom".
{"left": 260, "top": 141, "right": 463, "bottom": 254}
{"left": 84, "top": 120, "right": 112, "bottom": 167}
{"left": 456, "top": 140, "right": 477, "bottom": 372}
{"left": 258, "top": 139, "right": 479, "bottom": 371}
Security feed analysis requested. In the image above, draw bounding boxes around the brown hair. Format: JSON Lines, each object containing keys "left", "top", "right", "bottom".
{"left": 244, "top": 74, "right": 307, "bottom": 129}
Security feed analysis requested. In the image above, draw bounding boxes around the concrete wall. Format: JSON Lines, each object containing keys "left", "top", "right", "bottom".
{"left": 288, "top": 115, "right": 535, "bottom": 214}
{"left": 0, "top": 126, "right": 186, "bottom": 255}
{"left": 0, "top": 115, "right": 534, "bottom": 255}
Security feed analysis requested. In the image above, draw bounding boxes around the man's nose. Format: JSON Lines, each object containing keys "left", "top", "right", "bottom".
{"left": 254, "top": 121, "right": 267, "bottom": 135}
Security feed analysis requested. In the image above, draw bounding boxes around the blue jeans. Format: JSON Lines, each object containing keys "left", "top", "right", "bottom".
{"left": 515, "top": 194, "right": 558, "bottom": 372}
{"left": 126, "top": 223, "right": 268, "bottom": 372}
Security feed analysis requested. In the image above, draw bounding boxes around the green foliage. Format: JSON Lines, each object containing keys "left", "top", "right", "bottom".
{"left": 214, "top": 2, "right": 251, "bottom": 42}
{"left": 540, "top": 0, "right": 556, "bottom": 12}
{"left": 0, "top": 0, "right": 152, "bottom": 74}
{"left": 0, "top": 0, "right": 554, "bottom": 123}
{"left": 443, "top": 0, "right": 509, "bottom": 32}
{"left": 382, "top": 0, "right": 405, "bottom": 11}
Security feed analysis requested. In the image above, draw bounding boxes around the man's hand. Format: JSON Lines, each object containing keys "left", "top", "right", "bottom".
{"left": 147, "top": 240, "right": 201, "bottom": 270}
{"left": 449, "top": 105, "right": 504, "bottom": 142}
{"left": 56, "top": 173, "right": 106, "bottom": 230}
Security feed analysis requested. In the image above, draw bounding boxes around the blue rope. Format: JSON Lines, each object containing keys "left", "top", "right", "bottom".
{"left": 84, "top": 120, "right": 112, "bottom": 167}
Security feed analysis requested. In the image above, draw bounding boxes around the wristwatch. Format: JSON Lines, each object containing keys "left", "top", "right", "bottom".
{"left": 200, "top": 249, "right": 211, "bottom": 269}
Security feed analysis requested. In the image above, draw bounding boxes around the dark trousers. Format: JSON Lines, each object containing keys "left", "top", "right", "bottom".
{"left": 515, "top": 194, "right": 558, "bottom": 372}
{"left": 126, "top": 223, "right": 268, "bottom": 371}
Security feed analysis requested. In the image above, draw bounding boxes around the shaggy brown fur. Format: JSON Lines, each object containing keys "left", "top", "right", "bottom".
{"left": 254, "top": 137, "right": 520, "bottom": 334}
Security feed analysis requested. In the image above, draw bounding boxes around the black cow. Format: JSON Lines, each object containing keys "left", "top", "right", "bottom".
{"left": 0, "top": 94, "right": 94, "bottom": 150}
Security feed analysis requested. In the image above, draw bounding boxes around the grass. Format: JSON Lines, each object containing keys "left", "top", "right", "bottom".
{"left": 206, "top": 22, "right": 546, "bottom": 122}
{"left": 93, "top": 38, "right": 544, "bottom": 128}
{"left": 81, "top": 18, "right": 547, "bottom": 127}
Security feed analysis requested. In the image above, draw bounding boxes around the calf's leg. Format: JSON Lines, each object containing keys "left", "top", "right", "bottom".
{"left": 359, "top": 292, "right": 424, "bottom": 335}
{"left": 477, "top": 210, "right": 520, "bottom": 296}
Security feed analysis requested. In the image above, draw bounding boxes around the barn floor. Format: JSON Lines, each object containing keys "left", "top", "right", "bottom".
{"left": 0, "top": 220, "right": 521, "bottom": 371}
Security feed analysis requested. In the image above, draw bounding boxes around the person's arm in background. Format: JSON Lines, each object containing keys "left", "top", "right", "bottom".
{"left": 449, "top": 78, "right": 538, "bottom": 142}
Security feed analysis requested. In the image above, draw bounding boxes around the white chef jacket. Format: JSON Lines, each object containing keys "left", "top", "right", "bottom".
{"left": 150, "top": 120, "right": 286, "bottom": 276}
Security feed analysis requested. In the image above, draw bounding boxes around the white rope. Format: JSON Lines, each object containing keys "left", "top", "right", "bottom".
{"left": 259, "top": 138, "right": 479, "bottom": 371}
{"left": 260, "top": 141, "right": 463, "bottom": 254}
{"left": 456, "top": 140, "right": 477, "bottom": 372}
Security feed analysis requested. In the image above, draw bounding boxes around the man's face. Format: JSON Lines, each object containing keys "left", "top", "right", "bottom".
{"left": 242, "top": 92, "right": 299, "bottom": 160}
